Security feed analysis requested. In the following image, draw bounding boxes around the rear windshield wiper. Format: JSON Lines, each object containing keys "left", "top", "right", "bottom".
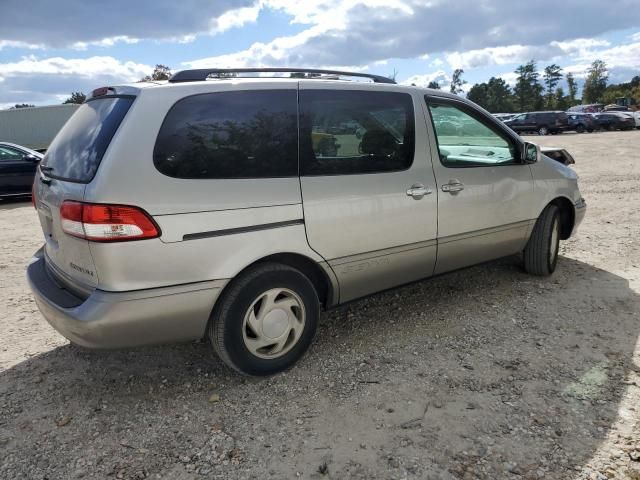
{"left": 40, "top": 165, "right": 54, "bottom": 171}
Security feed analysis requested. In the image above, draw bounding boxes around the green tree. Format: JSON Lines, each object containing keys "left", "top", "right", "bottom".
{"left": 10, "top": 103, "right": 35, "bottom": 109}
{"left": 485, "top": 77, "right": 513, "bottom": 112}
{"left": 450, "top": 69, "right": 466, "bottom": 95}
{"left": 141, "top": 64, "right": 172, "bottom": 82}
{"left": 601, "top": 75, "right": 640, "bottom": 106}
{"left": 467, "top": 83, "right": 489, "bottom": 108}
{"left": 543, "top": 64, "right": 563, "bottom": 108}
{"left": 554, "top": 87, "right": 568, "bottom": 111}
{"left": 582, "top": 60, "right": 608, "bottom": 103}
{"left": 427, "top": 80, "right": 441, "bottom": 89}
{"left": 513, "top": 60, "right": 543, "bottom": 112}
{"left": 566, "top": 73, "right": 578, "bottom": 106}
{"left": 62, "top": 92, "right": 86, "bottom": 104}
{"left": 466, "top": 77, "right": 513, "bottom": 113}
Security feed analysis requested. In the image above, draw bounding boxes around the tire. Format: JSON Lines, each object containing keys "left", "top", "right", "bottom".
{"left": 523, "top": 204, "right": 560, "bottom": 276}
{"left": 208, "top": 262, "right": 320, "bottom": 376}
{"left": 576, "top": 124, "right": 585, "bottom": 133}
{"left": 538, "top": 126, "right": 549, "bottom": 136}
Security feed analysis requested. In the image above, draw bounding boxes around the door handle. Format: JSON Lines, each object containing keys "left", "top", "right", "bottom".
{"left": 441, "top": 181, "right": 464, "bottom": 193}
{"left": 406, "top": 184, "right": 432, "bottom": 199}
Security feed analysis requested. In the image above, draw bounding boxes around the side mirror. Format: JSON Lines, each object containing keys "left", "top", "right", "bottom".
{"left": 24, "top": 154, "right": 40, "bottom": 162}
{"left": 522, "top": 142, "right": 539, "bottom": 164}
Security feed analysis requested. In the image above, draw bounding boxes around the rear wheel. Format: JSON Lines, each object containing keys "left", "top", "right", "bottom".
{"left": 523, "top": 205, "right": 560, "bottom": 276}
{"left": 538, "top": 126, "right": 549, "bottom": 136}
{"left": 576, "top": 124, "right": 585, "bottom": 133}
{"left": 208, "top": 263, "right": 319, "bottom": 376}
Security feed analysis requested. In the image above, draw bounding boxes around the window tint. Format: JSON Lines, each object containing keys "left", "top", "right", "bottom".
{"left": 300, "top": 90, "right": 415, "bottom": 176}
{"left": 0, "top": 146, "right": 24, "bottom": 161}
{"left": 427, "top": 101, "right": 517, "bottom": 168}
{"left": 42, "top": 97, "right": 133, "bottom": 182}
{"left": 154, "top": 90, "right": 298, "bottom": 179}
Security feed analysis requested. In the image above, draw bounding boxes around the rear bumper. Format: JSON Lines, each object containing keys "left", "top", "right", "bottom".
{"left": 26, "top": 247, "right": 227, "bottom": 349}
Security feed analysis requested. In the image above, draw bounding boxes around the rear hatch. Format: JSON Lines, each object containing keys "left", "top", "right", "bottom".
{"left": 34, "top": 94, "right": 134, "bottom": 295}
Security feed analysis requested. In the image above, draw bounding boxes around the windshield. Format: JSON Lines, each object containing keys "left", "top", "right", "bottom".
{"left": 42, "top": 96, "right": 133, "bottom": 183}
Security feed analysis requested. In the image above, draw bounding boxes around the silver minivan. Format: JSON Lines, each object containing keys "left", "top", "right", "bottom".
{"left": 27, "top": 68, "right": 586, "bottom": 375}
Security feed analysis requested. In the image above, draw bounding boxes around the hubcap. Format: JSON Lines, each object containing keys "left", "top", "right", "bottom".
{"left": 550, "top": 218, "right": 559, "bottom": 263}
{"left": 242, "top": 288, "right": 305, "bottom": 359}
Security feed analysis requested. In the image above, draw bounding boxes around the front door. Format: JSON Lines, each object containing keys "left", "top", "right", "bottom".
{"left": 299, "top": 85, "right": 438, "bottom": 302}
{"left": 424, "top": 97, "right": 536, "bottom": 274}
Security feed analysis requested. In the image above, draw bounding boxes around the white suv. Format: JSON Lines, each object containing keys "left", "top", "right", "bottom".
{"left": 27, "top": 68, "right": 586, "bottom": 375}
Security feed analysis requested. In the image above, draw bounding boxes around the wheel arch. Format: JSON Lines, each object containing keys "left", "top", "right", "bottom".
{"left": 216, "top": 252, "right": 338, "bottom": 312}
{"left": 548, "top": 196, "right": 575, "bottom": 240}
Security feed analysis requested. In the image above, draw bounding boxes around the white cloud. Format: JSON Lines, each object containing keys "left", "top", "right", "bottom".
{"left": 210, "top": 4, "right": 261, "bottom": 33}
{"left": 184, "top": 0, "right": 640, "bottom": 69}
{"left": 446, "top": 45, "right": 551, "bottom": 70}
{"left": 0, "top": 40, "right": 44, "bottom": 51}
{"left": 403, "top": 70, "right": 450, "bottom": 88}
{"left": 0, "top": 0, "right": 256, "bottom": 48}
{"left": 0, "top": 56, "right": 150, "bottom": 80}
{"left": 71, "top": 36, "right": 140, "bottom": 51}
{"left": 0, "top": 56, "right": 152, "bottom": 105}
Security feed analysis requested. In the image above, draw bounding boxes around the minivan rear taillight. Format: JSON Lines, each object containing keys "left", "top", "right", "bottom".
{"left": 60, "top": 201, "right": 160, "bottom": 242}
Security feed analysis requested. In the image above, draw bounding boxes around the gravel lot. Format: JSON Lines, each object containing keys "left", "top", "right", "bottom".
{"left": 1, "top": 130, "right": 639, "bottom": 480}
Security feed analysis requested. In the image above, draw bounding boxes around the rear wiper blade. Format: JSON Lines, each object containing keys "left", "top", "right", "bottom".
{"left": 40, "top": 165, "right": 54, "bottom": 171}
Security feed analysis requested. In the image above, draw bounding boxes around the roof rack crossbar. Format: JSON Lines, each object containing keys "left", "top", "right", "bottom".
{"left": 168, "top": 68, "right": 396, "bottom": 84}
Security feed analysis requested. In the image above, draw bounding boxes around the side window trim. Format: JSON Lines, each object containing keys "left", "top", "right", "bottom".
{"left": 424, "top": 96, "right": 522, "bottom": 169}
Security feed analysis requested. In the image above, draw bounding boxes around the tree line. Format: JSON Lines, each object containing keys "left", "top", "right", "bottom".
{"left": 464, "top": 59, "right": 640, "bottom": 114}
{"left": 8, "top": 61, "right": 639, "bottom": 112}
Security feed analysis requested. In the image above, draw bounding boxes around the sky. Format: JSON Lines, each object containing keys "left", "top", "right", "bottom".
{"left": 0, "top": 0, "right": 639, "bottom": 108}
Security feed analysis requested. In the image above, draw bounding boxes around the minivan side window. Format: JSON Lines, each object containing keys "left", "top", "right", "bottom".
{"left": 300, "top": 90, "right": 415, "bottom": 176}
{"left": 427, "top": 101, "right": 517, "bottom": 168}
{"left": 154, "top": 90, "right": 298, "bottom": 179}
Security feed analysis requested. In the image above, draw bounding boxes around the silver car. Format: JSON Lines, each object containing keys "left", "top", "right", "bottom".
{"left": 27, "top": 68, "right": 586, "bottom": 376}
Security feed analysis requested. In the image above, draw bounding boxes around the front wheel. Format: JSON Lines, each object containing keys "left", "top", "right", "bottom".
{"left": 523, "top": 205, "right": 560, "bottom": 276}
{"left": 576, "top": 124, "right": 585, "bottom": 133}
{"left": 208, "top": 263, "right": 319, "bottom": 376}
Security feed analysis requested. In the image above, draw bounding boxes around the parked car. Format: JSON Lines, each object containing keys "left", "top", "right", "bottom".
{"left": 618, "top": 111, "right": 640, "bottom": 129}
{"left": 27, "top": 68, "right": 586, "bottom": 376}
{"left": 567, "top": 104, "right": 604, "bottom": 114}
{"left": 593, "top": 112, "right": 636, "bottom": 131}
{"left": 493, "top": 113, "right": 515, "bottom": 122}
{"left": 504, "top": 111, "right": 570, "bottom": 135}
{"left": 567, "top": 113, "right": 597, "bottom": 133}
{"left": 0, "top": 142, "right": 43, "bottom": 197}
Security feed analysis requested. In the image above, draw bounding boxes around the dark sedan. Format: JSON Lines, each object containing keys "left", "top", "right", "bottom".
{"left": 0, "top": 142, "right": 43, "bottom": 197}
{"left": 593, "top": 113, "right": 636, "bottom": 131}
{"left": 567, "top": 113, "right": 597, "bottom": 133}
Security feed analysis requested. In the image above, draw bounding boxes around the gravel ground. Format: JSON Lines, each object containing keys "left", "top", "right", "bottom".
{"left": 1, "top": 130, "right": 639, "bottom": 480}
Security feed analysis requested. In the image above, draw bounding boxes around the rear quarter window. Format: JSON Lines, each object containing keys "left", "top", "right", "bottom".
{"left": 153, "top": 90, "right": 298, "bottom": 179}
{"left": 42, "top": 97, "right": 133, "bottom": 183}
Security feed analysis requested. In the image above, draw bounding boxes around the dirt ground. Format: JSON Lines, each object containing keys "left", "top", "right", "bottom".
{"left": 1, "top": 130, "right": 639, "bottom": 480}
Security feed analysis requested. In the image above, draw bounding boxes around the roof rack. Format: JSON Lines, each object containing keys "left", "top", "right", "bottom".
{"left": 168, "top": 68, "right": 396, "bottom": 84}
